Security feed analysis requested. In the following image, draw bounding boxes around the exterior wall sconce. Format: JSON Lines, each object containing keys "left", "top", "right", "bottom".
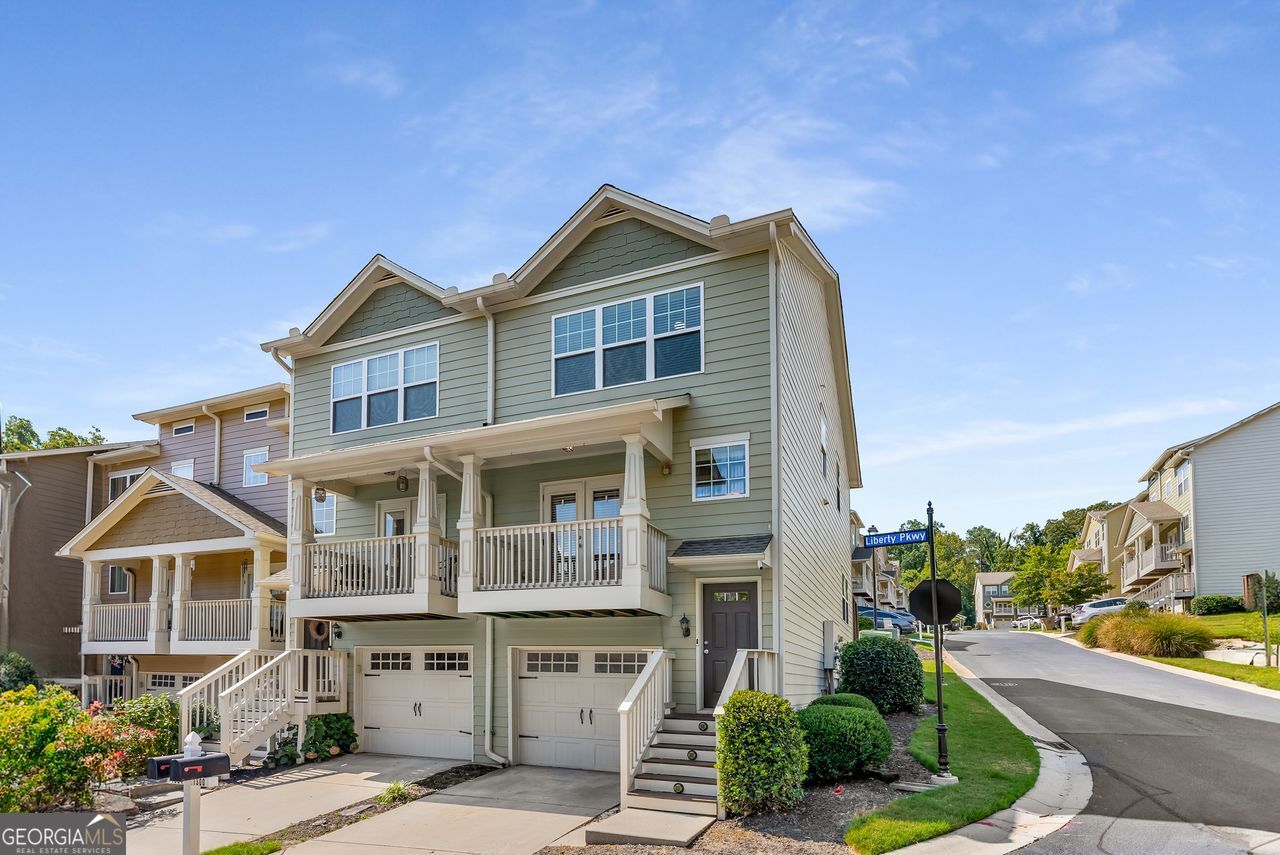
{"left": 396, "top": 473, "right": 410, "bottom": 493}
{"left": 680, "top": 614, "right": 690, "bottom": 637}
{"left": 661, "top": 463, "right": 672, "bottom": 476}
{"left": 312, "top": 485, "right": 327, "bottom": 504}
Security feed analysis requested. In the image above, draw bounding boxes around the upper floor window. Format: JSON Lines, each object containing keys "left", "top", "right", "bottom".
{"left": 243, "top": 448, "right": 268, "bottom": 486}
{"left": 1176, "top": 462, "right": 1190, "bottom": 496}
{"left": 331, "top": 343, "right": 439, "bottom": 433}
{"left": 552, "top": 284, "right": 703, "bottom": 396}
{"left": 172, "top": 421, "right": 195, "bottom": 437}
{"left": 691, "top": 435, "right": 749, "bottom": 501}
{"left": 108, "top": 565, "right": 129, "bottom": 595}
{"left": 170, "top": 459, "right": 195, "bottom": 480}
{"left": 1163, "top": 476, "right": 1172, "bottom": 499}
{"left": 244, "top": 404, "right": 270, "bottom": 422}
{"left": 108, "top": 469, "right": 143, "bottom": 502}
{"left": 819, "top": 410, "right": 829, "bottom": 478}
{"left": 313, "top": 493, "right": 336, "bottom": 535}
{"left": 835, "top": 460, "right": 841, "bottom": 510}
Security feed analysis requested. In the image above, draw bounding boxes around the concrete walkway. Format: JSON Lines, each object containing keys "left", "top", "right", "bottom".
{"left": 126, "top": 754, "right": 457, "bottom": 855}
{"left": 290, "top": 766, "right": 617, "bottom": 855}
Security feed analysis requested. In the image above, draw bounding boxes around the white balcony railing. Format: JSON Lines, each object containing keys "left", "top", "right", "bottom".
{"left": 647, "top": 524, "right": 668, "bottom": 593}
{"left": 1132, "top": 572, "right": 1195, "bottom": 608}
{"left": 439, "top": 538, "right": 459, "bottom": 597}
{"left": 304, "top": 534, "right": 416, "bottom": 598}
{"left": 269, "top": 601, "right": 286, "bottom": 643}
{"left": 90, "top": 603, "right": 150, "bottom": 642}
{"left": 84, "top": 675, "right": 131, "bottom": 708}
{"left": 183, "top": 598, "right": 251, "bottom": 641}
{"left": 475, "top": 518, "right": 624, "bottom": 590}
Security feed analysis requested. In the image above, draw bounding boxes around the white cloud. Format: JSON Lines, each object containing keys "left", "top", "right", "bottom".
{"left": 1065, "top": 263, "right": 1133, "bottom": 296}
{"left": 323, "top": 59, "right": 403, "bottom": 99}
{"left": 1076, "top": 39, "right": 1182, "bottom": 107}
{"left": 1014, "top": 1, "right": 1128, "bottom": 43}
{"left": 265, "top": 222, "right": 333, "bottom": 254}
{"left": 867, "top": 397, "right": 1240, "bottom": 466}
{"left": 654, "top": 115, "right": 894, "bottom": 230}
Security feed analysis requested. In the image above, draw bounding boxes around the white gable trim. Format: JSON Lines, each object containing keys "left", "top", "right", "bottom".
{"left": 300, "top": 255, "right": 458, "bottom": 345}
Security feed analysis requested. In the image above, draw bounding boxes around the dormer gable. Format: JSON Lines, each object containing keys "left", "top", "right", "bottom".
{"left": 301, "top": 256, "right": 461, "bottom": 349}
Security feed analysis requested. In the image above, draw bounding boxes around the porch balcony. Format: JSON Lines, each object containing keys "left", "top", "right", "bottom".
{"left": 289, "top": 534, "right": 460, "bottom": 620}
{"left": 1122, "top": 540, "right": 1183, "bottom": 590}
{"left": 84, "top": 602, "right": 160, "bottom": 654}
{"left": 851, "top": 565, "right": 875, "bottom": 597}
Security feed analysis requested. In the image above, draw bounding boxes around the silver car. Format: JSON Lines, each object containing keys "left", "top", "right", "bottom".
{"left": 1071, "top": 597, "right": 1128, "bottom": 627}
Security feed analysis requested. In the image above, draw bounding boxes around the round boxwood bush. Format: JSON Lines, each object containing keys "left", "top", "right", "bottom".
{"left": 1189, "top": 594, "right": 1245, "bottom": 616}
{"left": 837, "top": 636, "right": 924, "bottom": 714}
{"left": 807, "top": 692, "right": 878, "bottom": 714}
{"left": 716, "top": 689, "right": 808, "bottom": 815}
{"left": 797, "top": 705, "right": 891, "bottom": 783}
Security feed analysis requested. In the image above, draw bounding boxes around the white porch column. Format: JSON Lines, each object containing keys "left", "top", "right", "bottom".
{"left": 413, "top": 463, "right": 442, "bottom": 596}
{"left": 456, "top": 455, "right": 484, "bottom": 596}
{"left": 82, "top": 561, "right": 103, "bottom": 643}
{"left": 286, "top": 478, "right": 314, "bottom": 649}
{"left": 148, "top": 555, "right": 170, "bottom": 643}
{"left": 619, "top": 434, "right": 651, "bottom": 595}
{"left": 250, "top": 545, "right": 273, "bottom": 648}
{"left": 170, "top": 553, "right": 190, "bottom": 641}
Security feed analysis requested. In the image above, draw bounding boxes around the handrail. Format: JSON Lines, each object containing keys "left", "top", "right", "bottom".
{"left": 617, "top": 650, "right": 671, "bottom": 807}
{"left": 179, "top": 649, "right": 274, "bottom": 740}
{"left": 713, "top": 648, "right": 778, "bottom": 717}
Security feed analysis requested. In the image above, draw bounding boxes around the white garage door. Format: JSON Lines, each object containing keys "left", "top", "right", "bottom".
{"left": 361, "top": 647, "right": 473, "bottom": 760}
{"left": 517, "top": 649, "right": 648, "bottom": 773}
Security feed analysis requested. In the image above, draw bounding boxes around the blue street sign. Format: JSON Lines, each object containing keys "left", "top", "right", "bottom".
{"left": 865, "top": 528, "right": 930, "bottom": 548}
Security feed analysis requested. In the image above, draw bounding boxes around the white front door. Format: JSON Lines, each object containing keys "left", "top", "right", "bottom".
{"left": 361, "top": 647, "right": 473, "bottom": 760}
{"left": 516, "top": 648, "right": 648, "bottom": 772}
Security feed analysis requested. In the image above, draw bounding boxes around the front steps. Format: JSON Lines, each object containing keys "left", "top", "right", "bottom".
{"left": 625, "top": 712, "right": 718, "bottom": 817}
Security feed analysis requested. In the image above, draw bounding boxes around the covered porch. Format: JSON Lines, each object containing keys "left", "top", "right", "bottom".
{"left": 1120, "top": 501, "right": 1185, "bottom": 591}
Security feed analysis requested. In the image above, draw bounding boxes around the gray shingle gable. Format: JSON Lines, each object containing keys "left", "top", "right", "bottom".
{"left": 530, "top": 217, "right": 715, "bottom": 295}
{"left": 327, "top": 282, "right": 460, "bottom": 345}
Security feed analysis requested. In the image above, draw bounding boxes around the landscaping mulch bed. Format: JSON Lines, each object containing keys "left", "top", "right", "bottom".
{"left": 537, "top": 708, "right": 934, "bottom": 855}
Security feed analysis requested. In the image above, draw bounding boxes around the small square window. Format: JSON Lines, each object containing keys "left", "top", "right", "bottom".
{"left": 554, "top": 352, "right": 595, "bottom": 395}
{"left": 693, "top": 441, "right": 748, "bottom": 500}
{"left": 367, "top": 353, "right": 400, "bottom": 393}
{"left": 170, "top": 459, "right": 195, "bottom": 480}
{"left": 148, "top": 673, "right": 176, "bottom": 690}
{"left": 332, "top": 398, "right": 361, "bottom": 433}
{"left": 369, "top": 652, "right": 412, "bottom": 671}
{"left": 526, "top": 651, "right": 579, "bottom": 674}
{"left": 424, "top": 651, "right": 470, "bottom": 672}
{"left": 594, "top": 651, "right": 646, "bottom": 675}
{"left": 602, "top": 299, "right": 646, "bottom": 345}
{"left": 332, "top": 363, "right": 363, "bottom": 399}
{"left": 554, "top": 310, "right": 596, "bottom": 355}
{"left": 653, "top": 286, "right": 701, "bottom": 335}
{"left": 366, "top": 389, "right": 398, "bottom": 427}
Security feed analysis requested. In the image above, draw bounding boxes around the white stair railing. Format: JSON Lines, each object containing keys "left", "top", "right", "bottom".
{"left": 183, "top": 598, "right": 252, "bottom": 641}
{"left": 618, "top": 650, "right": 672, "bottom": 806}
{"left": 179, "top": 649, "right": 276, "bottom": 741}
{"left": 269, "top": 601, "right": 287, "bottom": 643}
{"left": 713, "top": 649, "right": 779, "bottom": 717}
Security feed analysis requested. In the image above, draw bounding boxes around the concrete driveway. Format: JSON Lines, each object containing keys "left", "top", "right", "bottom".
{"left": 290, "top": 765, "right": 618, "bottom": 855}
{"left": 126, "top": 754, "right": 458, "bottom": 855}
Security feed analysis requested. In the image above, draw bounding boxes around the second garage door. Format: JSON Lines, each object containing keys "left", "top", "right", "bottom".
{"left": 361, "top": 647, "right": 473, "bottom": 760}
{"left": 516, "top": 649, "right": 648, "bottom": 773}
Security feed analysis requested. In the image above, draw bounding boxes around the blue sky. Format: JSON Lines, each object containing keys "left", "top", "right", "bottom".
{"left": 2, "top": 2, "right": 1277, "bottom": 534}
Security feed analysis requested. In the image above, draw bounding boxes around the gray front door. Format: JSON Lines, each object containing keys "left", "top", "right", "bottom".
{"left": 702, "top": 582, "right": 759, "bottom": 709}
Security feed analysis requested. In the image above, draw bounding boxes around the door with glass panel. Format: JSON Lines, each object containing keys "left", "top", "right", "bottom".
{"left": 375, "top": 499, "right": 416, "bottom": 594}
{"left": 540, "top": 478, "right": 622, "bottom": 587}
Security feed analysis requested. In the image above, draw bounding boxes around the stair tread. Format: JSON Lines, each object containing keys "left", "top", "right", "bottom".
{"left": 628, "top": 789, "right": 716, "bottom": 803}
{"left": 635, "top": 772, "right": 715, "bottom": 784}
{"left": 664, "top": 713, "right": 715, "bottom": 721}
{"left": 645, "top": 758, "right": 715, "bottom": 768}
{"left": 650, "top": 742, "right": 716, "bottom": 750}
{"left": 656, "top": 728, "right": 715, "bottom": 735}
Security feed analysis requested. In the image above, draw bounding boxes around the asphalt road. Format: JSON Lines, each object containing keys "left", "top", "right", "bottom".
{"left": 945, "top": 631, "right": 1280, "bottom": 854}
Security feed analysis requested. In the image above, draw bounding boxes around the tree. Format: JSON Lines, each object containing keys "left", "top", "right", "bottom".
{"left": 1044, "top": 564, "right": 1111, "bottom": 609}
{"left": 0, "top": 417, "right": 39, "bottom": 453}
{"left": 42, "top": 426, "right": 106, "bottom": 449}
{"left": 887, "top": 519, "right": 931, "bottom": 575}
{"left": 1010, "top": 542, "right": 1073, "bottom": 615}
{"left": 0, "top": 652, "right": 41, "bottom": 692}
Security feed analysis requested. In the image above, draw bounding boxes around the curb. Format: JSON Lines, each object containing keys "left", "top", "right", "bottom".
{"left": 1046, "top": 632, "right": 1280, "bottom": 702}
{"left": 893, "top": 650, "right": 1093, "bottom": 855}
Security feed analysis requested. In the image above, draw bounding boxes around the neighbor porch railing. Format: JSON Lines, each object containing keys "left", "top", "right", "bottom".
{"left": 269, "top": 601, "right": 286, "bottom": 643}
{"left": 475, "top": 518, "right": 624, "bottom": 590}
{"left": 182, "top": 598, "right": 251, "bottom": 641}
{"left": 618, "top": 650, "right": 672, "bottom": 807}
{"left": 1131, "top": 572, "right": 1195, "bottom": 609}
{"left": 303, "top": 534, "right": 416, "bottom": 597}
{"left": 90, "top": 603, "right": 150, "bottom": 642}
{"left": 84, "top": 675, "right": 130, "bottom": 708}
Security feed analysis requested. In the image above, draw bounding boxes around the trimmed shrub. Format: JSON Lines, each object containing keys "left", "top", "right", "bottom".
{"left": 858, "top": 615, "right": 875, "bottom": 631}
{"left": 0, "top": 652, "right": 41, "bottom": 693}
{"left": 808, "top": 692, "right": 878, "bottom": 714}
{"left": 797, "top": 705, "right": 891, "bottom": 783}
{"left": 716, "top": 690, "right": 807, "bottom": 815}
{"left": 1122, "top": 600, "right": 1150, "bottom": 614}
{"left": 1189, "top": 594, "right": 1245, "bottom": 616}
{"left": 838, "top": 636, "right": 924, "bottom": 714}
{"left": 114, "top": 693, "right": 180, "bottom": 756}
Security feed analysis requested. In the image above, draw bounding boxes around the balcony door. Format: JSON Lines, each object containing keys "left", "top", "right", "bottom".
{"left": 540, "top": 476, "right": 622, "bottom": 585}
{"left": 375, "top": 499, "right": 417, "bottom": 592}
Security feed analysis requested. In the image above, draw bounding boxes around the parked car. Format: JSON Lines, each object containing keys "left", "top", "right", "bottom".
{"left": 859, "top": 607, "right": 917, "bottom": 633}
{"left": 1071, "top": 597, "right": 1129, "bottom": 627}
{"left": 1012, "top": 616, "right": 1038, "bottom": 630}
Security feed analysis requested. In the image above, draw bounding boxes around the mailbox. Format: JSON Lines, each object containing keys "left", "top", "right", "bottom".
{"left": 147, "top": 753, "right": 185, "bottom": 781}
{"left": 168, "top": 752, "right": 231, "bottom": 782}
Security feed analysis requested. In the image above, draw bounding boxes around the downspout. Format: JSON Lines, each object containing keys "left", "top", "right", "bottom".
{"left": 84, "top": 458, "right": 95, "bottom": 524}
{"left": 200, "top": 406, "right": 223, "bottom": 485}
{"left": 476, "top": 297, "right": 495, "bottom": 425}
{"left": 768, "top": 222, "right": 785, "bottom": 688}
{"left": 483, "top": 616, "right": 508, "bottom": 765}
{"left": 269, "top": 347, "right": 293, "bottom": 377}
{"left": 422, "top": 448, "right": 462, "bottom": 483}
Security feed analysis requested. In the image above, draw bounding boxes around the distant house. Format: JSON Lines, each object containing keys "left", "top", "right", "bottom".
{"left": 973, "top": 571, "right": 1031, "bottom": 629}
{"left": 1067, "top": 503, "right": 1128, "bottom": 597}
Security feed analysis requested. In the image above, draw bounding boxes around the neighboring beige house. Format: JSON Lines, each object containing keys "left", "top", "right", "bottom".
{"left": 58, "top": 385, "right": 291, "bottom": 706}
{"left": 1115, "top": 400, "right": 1280, "bottom": 611}
{"left": 974, "top": 571, "right": 1031, "bottom": 629}
{"left": 1067, "top": 502, "right": 1128, "bottom": 597}
{"left": 0, "top": 442, "right": 142, "bottom": 684}
{"left": 850, "top": 512, "right": 876, "bottom": 609}
{"left": 180, "top": 185, "right": 864, "bottom": 818}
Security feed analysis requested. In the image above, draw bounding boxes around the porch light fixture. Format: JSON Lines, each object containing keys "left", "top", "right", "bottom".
{"left": 396, "top": 473, "right": 410, "bottom": 493}
{"left": 679, "top": 614, "right": 690, "bottom": 637}
{"left": 562, "top": 445, "right": 574, "bottom": 453}
{"left": 312, "top": 486, "right": 327, "bottom": 504}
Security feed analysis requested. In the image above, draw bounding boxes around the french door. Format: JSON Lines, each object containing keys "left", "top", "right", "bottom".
{"left": 540, "top": 477, "right": 623, "bottom": 585}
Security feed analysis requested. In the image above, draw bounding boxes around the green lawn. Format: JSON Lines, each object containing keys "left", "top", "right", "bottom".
{"left": 201, "top": 841, "right": 282, "bottom": 855}
{"left": 844, "top": 662, "right": 1040, "bottom": 854}
{"left": 1191, "top": 612, "right": 1280, "bottom": 643}
{"left": 1150, "top": 656, "right": 1280, "bottom": 690}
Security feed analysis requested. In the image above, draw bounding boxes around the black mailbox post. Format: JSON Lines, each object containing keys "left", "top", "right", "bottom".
{"left": 147, "top": 753, "right": 185, "bottom": 781}
{"left": 168, "top": 752, "right": 231, "bottom": 783}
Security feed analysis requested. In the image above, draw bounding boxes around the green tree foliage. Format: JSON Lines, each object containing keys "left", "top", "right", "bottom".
{"left": 1044, "top": 564, "right": 1112, "bottom": 609}
{"left": 887, "top": 519, "right": 930, "bottom": 574}
{"left": 43, "top": 425, "right": 107, "bottom": 449}
{"left": 1, "top": 416, "right": 106, "bottom": 453}
{"left": 0, "top": 652, "right": 41, "bottom": 693}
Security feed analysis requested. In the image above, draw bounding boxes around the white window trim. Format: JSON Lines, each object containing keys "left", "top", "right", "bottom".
{"left": 330, "top": 341, "right": 440, "bottom": 435}
{"left": 171, "top": 421, "right": 195, "bottom": 437}
{"left": 107, "top": 468, "right": 145, "bottom": 502}
{"left": 551, "top": 282, "right": 705, "bottom": 398}
{"left": 170, "top": 459, "right": 195, "bottom": 479}
{"left": 107, "top": 565, "right": 130, "bottom": 595}
{"left": 243, "top": 447, "right": 269, "bottom": 487}
{"left": 689, "top": 433, "right": 750, "bottom": 502}
{"left": 243, "top": 404, "right": 270, "bottom": 422}
{"left": 312, "top": 493, "right": 337, "bottom": 537}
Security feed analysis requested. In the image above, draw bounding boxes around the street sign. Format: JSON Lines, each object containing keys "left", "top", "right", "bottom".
{"left": 865, "top": 528, "right": 929, "bottom": 548}
{"left": 909, "top": 579, "right": 963, "bottom": 626}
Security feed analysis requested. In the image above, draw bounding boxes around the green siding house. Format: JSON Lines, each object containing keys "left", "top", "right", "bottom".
{"left": 241, "top": 185, "right": 862, "bottom": 817}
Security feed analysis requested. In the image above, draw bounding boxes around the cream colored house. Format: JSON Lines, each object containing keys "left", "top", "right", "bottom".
{"left": 1067, "top": 503, "right": 1128, "bottom": 597}
{"left": 973, "top": 571, "right": 1029, "bottom": 629}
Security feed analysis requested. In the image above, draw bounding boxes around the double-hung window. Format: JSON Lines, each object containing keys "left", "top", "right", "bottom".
{"left": 331, "top": 343, "right": 439, "bottom": 433}
{"left": 552, "top": 284, "right": 703, "bottom": 396}
{"left": 1176, "top": 462, "right": 1190, "bottom": 496}
{"left": 691, "top": 434, "right": 749, "bottom": 501}
{"left": 108, "top": 565, "right": 129, "bottom": 595}
{"left": 108, "top": 470, "right": 142, "bottom": 502}
{"left": 243, "top": 448, "right": 268, "bottom": 486}
{"left": 312, "top": 493, "right": 336, "bottom": 535}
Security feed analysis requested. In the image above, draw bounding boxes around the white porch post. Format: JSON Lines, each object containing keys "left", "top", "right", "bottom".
{"left": 286, "top": 478, "right": 314, "bottom": 649}
{"left": 250, "top": 545, "right": 273, "bottom": 648}
{"left": 148, "top": 555, "right": 170, "bottom": 643}
{"left": 170, "top": 553, "right": 190, "bottom": 641}
{"left": 413, "top": 463, "right": 442, "bottom": 596}
{"left": 457, "top": 455, "right": 484, "bottom": 598}
{"left": 619, "top": 434, "right": 651, "bottom": 596}
{"left": 82, "top": 561, "right": 103, "bottom": 642}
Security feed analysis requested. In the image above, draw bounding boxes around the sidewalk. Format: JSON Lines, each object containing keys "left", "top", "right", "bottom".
{"left": 126, "top": 754, "right": 457, "bottom": 854}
